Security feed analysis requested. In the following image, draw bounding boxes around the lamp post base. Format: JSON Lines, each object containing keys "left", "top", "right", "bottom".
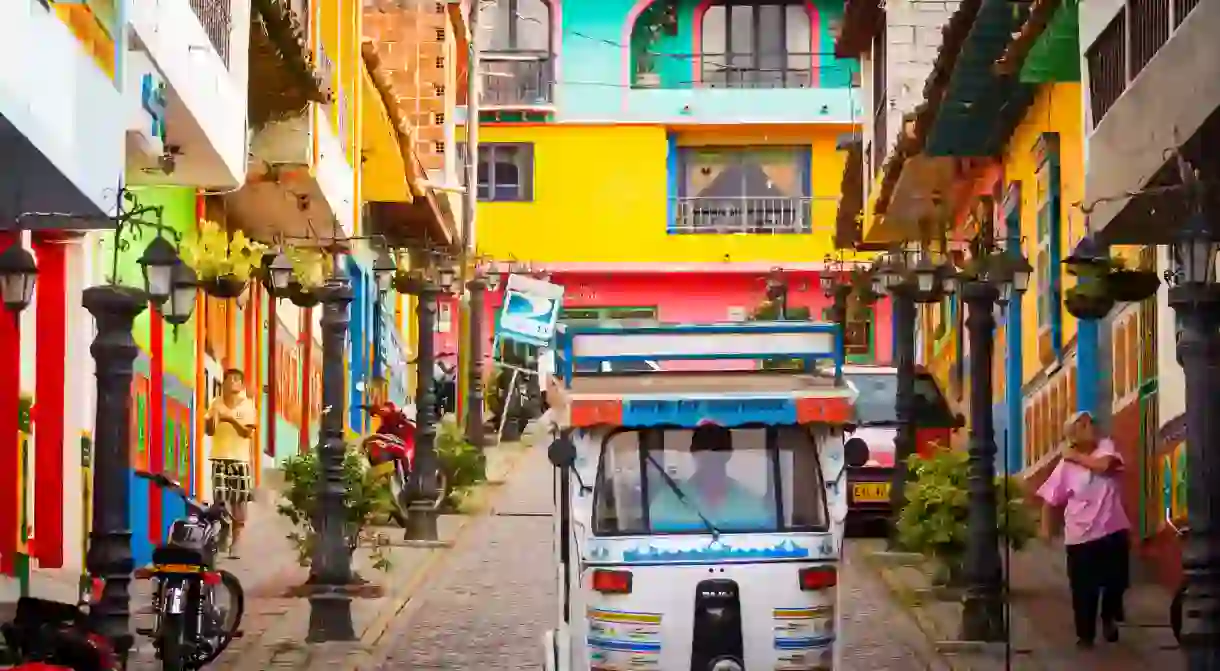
{"left": 306, "top": 590, "right": 356, "bottom": 643}
{"left": 407, "top": 501, "right": 440, "bottom": 542}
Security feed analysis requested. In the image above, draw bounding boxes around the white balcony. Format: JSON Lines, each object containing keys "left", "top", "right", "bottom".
{"left": 126, "top": 0, "right": 250, "bottom": 187}
{"left": 1083, "top": 0, "right": 1211, "bottom": 235}
{"left": 0, "top": 2, "right": 125, "bottom": 221}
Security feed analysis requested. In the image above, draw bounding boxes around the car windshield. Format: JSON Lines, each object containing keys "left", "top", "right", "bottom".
{"left": 593, "top": 426, "right": 827, "bottom": 535}
{"left": 847, "top": 373, "right": 898, "bottom": 424}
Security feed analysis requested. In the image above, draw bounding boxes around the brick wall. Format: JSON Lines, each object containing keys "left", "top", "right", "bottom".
{"left": 363, "top": 0, "right": 451, "bottom": 171}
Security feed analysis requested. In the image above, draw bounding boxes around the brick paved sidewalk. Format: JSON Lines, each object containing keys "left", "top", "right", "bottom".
{"left": 862, "top": 539, "right": 1184, "bottom": 671}
{"left": 119, "top": 442, "right": 531, "bottom": 670}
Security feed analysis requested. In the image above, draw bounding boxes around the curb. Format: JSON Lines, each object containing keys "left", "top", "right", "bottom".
{"left": 860, "top": 552, "right": 960, "bottom": 669}
{"left": 342, "top": 443, "right": 533, "bottom": 670}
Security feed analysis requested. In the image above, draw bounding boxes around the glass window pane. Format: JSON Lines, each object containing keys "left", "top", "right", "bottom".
{"left": 785, "top": 4, "right": 811, "bottom": 53}
{"left": 702, "top": 6, "right": 726, "bottom": 54}
{"left": 593, "top": 432, "right": 646, "bottom": 534}
{"left": 729, "top": 5, "right": 754, "bottom": 86}
{"left": 778, "top": 427, "right": 827, "bottom": 529}
{"left": 481, "top": 0, "right": 512, "bottom": 50}
{"left": 516, "top": 0, "right": 550, "bottom": 51}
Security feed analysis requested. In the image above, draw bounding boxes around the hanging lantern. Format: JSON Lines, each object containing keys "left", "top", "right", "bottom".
{"left": 0, "top": 241, "right": 37, "bottom": 314}
{"left": 138, "top": 236, "right": 180, "bottom": 307}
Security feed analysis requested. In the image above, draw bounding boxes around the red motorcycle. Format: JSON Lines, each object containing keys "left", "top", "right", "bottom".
{"left": 1, "top": 595, "right": 119, "bottom": 670}
{"left": 359, "top": 402, "right": 416, "bottom": 528}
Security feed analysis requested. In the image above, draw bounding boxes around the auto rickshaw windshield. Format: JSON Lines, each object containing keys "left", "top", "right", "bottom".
{"left": 592, "top": 425, "right": 828, "bottom": 536}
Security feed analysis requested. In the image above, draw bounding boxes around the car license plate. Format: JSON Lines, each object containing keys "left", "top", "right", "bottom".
{"left": 853, "top": 482, "right": 890, "bottom": 503}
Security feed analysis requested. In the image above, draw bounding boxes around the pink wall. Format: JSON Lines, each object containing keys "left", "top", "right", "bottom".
{"left": 478, "top": 271, "right": 894, "bottom": 365}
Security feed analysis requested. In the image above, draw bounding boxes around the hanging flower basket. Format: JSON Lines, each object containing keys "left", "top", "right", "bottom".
{"left": 285, "top": 281, "right": 321, "bottom": 308}
{"left": 1064, "top": 287, "right": 1115, "bottom": 320}
{"left": 392, "top": 271, "right": 424, "bottom": 296}
{"left": 1106, "top": 269, "right": 1160, "bottom": 303}
{"left": 182, "top": 220, "right": 267, "bottom": 299}
{"left": 200, "top": 274, "right": 248, "bottom": 299}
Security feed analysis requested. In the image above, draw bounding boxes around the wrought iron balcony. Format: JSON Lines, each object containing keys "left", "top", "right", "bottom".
{"left": 1086, "top": 0, "right": 1201, "bottom": 126}
{"left": 671, "top": 196, "right": 827, "bottom": 234}
{"left": 634, "top": 52, "right": 853, "bottom": 89}
{"left": 481, "top": 53, "right": 555, "bottom": 108}
{"left": 189, "top": 0, "right": 232, "bottom": 66}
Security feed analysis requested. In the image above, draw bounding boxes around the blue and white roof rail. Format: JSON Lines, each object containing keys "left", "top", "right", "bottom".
{"left": 554, "top": 321, "right": 844, "bottom": 386}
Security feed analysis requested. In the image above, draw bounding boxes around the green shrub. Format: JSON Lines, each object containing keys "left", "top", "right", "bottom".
{"left": 436, "top": 416, "right": 488, "bottom": 505}
{"left": 896, "top": 450, "right": 1036, "bottom": 584}
{"left": 277, "top": 447, "right": 395, "bottom": 573}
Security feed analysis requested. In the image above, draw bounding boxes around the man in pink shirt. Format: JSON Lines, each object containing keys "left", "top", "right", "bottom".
{"left": 1037, "top": 410, "right": 1131, "bottom": 648}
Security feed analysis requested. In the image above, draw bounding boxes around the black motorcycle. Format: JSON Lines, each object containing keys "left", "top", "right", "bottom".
{"left": 133, "top": 471, "right": 244, "bottom": 671}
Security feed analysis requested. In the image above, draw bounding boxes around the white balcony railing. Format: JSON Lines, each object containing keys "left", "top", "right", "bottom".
{"left": 671, "top": 196, "right": 831, "bottom": 234}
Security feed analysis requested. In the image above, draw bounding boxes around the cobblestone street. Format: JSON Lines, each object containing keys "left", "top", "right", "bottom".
{"left": 366, "top": 447, "right": 947, "bottom": 670}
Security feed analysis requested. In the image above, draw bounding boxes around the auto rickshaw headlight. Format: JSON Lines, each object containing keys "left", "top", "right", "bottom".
{"left": 709, "top": 658, "right": 744, "bottom": 671}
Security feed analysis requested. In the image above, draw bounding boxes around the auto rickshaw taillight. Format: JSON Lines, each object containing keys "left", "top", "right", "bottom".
{"left": 798, "top": 567, "right": 837, "bottom": 591}
{"left": 592, "top": 569, "right": 632, "bottom": 594}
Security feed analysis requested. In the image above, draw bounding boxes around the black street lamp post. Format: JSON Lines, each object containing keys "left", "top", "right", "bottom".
{"left": 83, "top": 285, "right": 147, "bottom": 661}
{"left": 409, "top": 277, "right": 442, "bottom": 541}
{"left": 466, "top": 274, "right": 487, "bottom": 451}
{"left": 952, "top": 219, "right": 1032, "bottom": 642}
{"left": 306, "top": 261, "right": 356, "bottom": 642}
{"left": 873, "top": 243, "right": 954, "bottom": 545}
{"left": 766, "top": 267, "right": 789, "bottom": 320}
{"left": 1164, "top": 164, "right": 1220, "bottom": 669}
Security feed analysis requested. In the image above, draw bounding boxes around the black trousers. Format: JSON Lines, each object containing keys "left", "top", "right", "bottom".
{"left": 1064, "top": 529, "right": 1130, "bottom": 641}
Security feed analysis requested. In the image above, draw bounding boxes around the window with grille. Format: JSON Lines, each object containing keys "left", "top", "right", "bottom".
{"left": 457, "top": 142, "right": 535, "bottom": 202}
{"left": 698, "top": 0, "right": 814, "bottom": 88}
{"left": 435, "top": 28, "right": 446, "bottom": 41}
{"left": 479, "top": 0, "right": 552, "bottom": 52}
{"left": 434, "top": 112, "right": 445, "bottom": 125}
{"left": 436, "top": 56, "right": 445, "bottom": 69}
{"left": 434, "top": 142, "right": 445, "bottom": 153}
{"left": 435, "top": 1, "right": 445, "bottom": 12}
{"left": 1034, "top": 133, "right": 1062, "bottom": 363}
{"left": 434, "top": 84, "right": 445, "bottom": 95}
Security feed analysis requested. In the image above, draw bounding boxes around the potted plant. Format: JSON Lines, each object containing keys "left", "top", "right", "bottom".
{"left": 896, "top": 450, "right": 1036, "bottom": 588}
{"left": 181, "top": 220, "right": 266, "bottom": 299}
{"left": 277, "top": 448, "right": 396, "bottom": 581}
{"left": 1063, "top": 285, "right": 1116, "bottom": 320}
{"left": 284, "top": 247, "right": 331, "bottom": 307}
{"left": 435, "top": 416, "right": 488, "bottom": 510}
{"left": 632, "top": 4, "right": 669, "bottom": 88}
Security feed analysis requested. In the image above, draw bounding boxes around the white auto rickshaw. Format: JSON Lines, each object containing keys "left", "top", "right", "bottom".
{"left": 542, "top": 321, "right": 861, "bottom": 671}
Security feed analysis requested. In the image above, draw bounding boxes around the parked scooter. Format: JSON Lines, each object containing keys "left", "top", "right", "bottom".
{"left": 0, "top": 595, "right": 119, "bottom": 670}
{"left": 358, "top": 402, "right": 416, "bottom": 527}
{"left": 132, "top": 471, "right": 244, "bottom": 671}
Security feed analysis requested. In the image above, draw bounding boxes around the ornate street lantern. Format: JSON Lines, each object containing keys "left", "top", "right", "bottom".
{"left": 138, "top": 235, "right": 180, "bottom": 307}
{"left": 0, "top": 241, "right": 38, "bottom": 314}
{"left": 162, "top": 262, "right": 199, "bottom": 326}
{"left": 1174, "top": 213, "right": 1218, "bottom": 285}
{"left": 373, "top": 247, "right": 396, "bottom": 294}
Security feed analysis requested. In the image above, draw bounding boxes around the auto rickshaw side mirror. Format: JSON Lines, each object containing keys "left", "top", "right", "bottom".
{"left": 953, "top": 413, "right": 966, "bottom": 431}
{"left": 843, "top": 437, "right": 870, "bottom": 469}
{"left": 547, "top": 431, "right": 577, "bottom": 469}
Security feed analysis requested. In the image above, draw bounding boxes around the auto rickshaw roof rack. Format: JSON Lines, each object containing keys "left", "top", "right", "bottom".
{"left": 552, "top": 321, "right": 854, "bottom": 429}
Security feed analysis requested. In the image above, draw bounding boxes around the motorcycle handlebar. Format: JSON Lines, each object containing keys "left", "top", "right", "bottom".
{"left": 134, "top": 470, "right": 227, "bottom": 521}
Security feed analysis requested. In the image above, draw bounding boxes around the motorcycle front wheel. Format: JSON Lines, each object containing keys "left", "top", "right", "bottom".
{"left": 194, "top": 569, "right": 245, "bottom": 665}
{"left": 159, "top": 613, "right": 187, "bottom": 671}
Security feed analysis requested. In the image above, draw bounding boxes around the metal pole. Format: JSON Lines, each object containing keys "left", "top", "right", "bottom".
{"left": 495, "top": 367, "right": 520, "bottom": 444}
{"left": 307, "top": 261, "right": 355, "bottom": 642}
{"left": 959, "top": 278, "right": 1005, "bottom": 642}
{"left": 408, "top": 283, "right": 441, "bottom": 541}
{"left": 462, "top": 0, "right": 485, "bottom": 451}
{"left": 1170, "top": 282, "right": 1220, "bottom": 670}
{"left": 888, "top": 285, "right": 917, "bottom": 547}
{"left": 83, "top": 285, "right": 147, "bottom": 664}
{"left": 466, "top": 277, "right": 486, "bottom": 448}
{"left": 833, "top": 284, "right": 851, "bottom": 385}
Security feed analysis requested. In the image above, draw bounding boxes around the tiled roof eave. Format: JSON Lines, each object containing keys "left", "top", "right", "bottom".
{"left": 996, "top": 0, "right": 1065, "bottom": 75}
